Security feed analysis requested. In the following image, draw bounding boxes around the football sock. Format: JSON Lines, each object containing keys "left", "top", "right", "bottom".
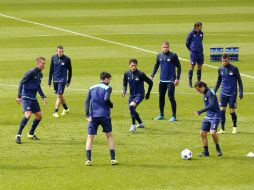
{"left": 188, "top": 70, "right": 193, "bottom": 83}
{"left": 230, "top": 112, "right": 237, "bottom": 127}
{"left": 197, "top": 70, "right": 202, "bottom": 81}
{"left": 63, "top": 103, "right": 68, "bottom": 110}
{"left": 29, "top": 119, "right": 41, "bottom": 135}
{"left": 54, "top": 108, "right": 59, "bottom": 113}
{"left": 129, "top": 105, "right": 142, "bottom": 124}
{"left": 221, "top": 110, "right": 226, "bottom": 130}
{"left": 215, "top": 144, "right": 222, "bottom": 153}
{"left": 169, "top": 97, "right": 176, "bottom": 118}
{"left": 204, "top": 146, "right": 209, "bottom": 153}
{"left": 86, "top": 150, "right": 91, "bottom": 161}
{"left": 17, "top": 117, "right": 29, "bottom": 135}
{"left": 110, "top": 149, "right": 115, "bottom": 160}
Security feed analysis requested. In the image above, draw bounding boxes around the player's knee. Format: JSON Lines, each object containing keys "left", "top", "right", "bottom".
{"left": 200, "top": 131, "right": 206, "bottom": 136}
{"left": 24, "top": 112, "right": 32, "bottom": 119}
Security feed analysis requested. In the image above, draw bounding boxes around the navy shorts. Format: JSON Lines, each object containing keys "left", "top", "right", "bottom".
{"left": 54, "top": 82, "right": 66, "bottom": 94}
{"left": 190, "top": 52, "right": 204, "bottom": 65}
{"left": 129, "top": 95, "right": 144, "bottom": 105}
{"left": 88, "top": 117, "right": 112, "bottom": 135}
{"left": 201, "top": 118, "right": 221, "bottom": 132}
{"left": 22, "top": 99, "right": 41, "bottom": 113}
{"left": 220, "top": 94, "right": 237, "bottom": 108}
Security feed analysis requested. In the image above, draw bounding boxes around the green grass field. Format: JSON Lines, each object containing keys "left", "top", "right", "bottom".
{"left": 0, "top": 0, "right": 254, "bottom": 189}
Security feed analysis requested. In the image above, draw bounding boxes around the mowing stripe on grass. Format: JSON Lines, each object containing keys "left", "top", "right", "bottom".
{"left": 1, "top": 83, "right": 254, "bottom": 95}
{"left": 1, "top": 13, "right": 254, "bottom": 79}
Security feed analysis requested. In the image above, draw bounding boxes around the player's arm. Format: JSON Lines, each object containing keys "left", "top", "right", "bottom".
{"left": 38, "top": 86, "right": 47, "bottom": 104}
{"left": 150, "top": 55, "right": 160, "bottom": 79}
{"left": 122, "top": 72, "right": 128, "bottom": 97}
{"left": 85, "top": 90, "right": 92, "bottom": 118}
{"left": 235, "top": 68, "right": 243, "bottom": 99}
{"left": 186, "top": 32, "right": 192, "bottom": 51}
{"left": 104, "top": 87, "right": 113, "bottom": 108}
{"left": 174, "top": 54, "right": 181, "bottom": 86}
{"left": 66, "top": 58, "right": 72, "bottom": 87}
{"left": 17, "top": 70, "right": 33, "bottom": 104}
{"left": 196, "top": 92, "right": 215, "bottom": 115}
{"left": 48, "top": 58, "right": 54, "bottom": 86}
{"left": 142, "top": 73, "right": 153, "bottom": 99}
{"left": 214, "top": 69, "right": 222, "bottom": 93}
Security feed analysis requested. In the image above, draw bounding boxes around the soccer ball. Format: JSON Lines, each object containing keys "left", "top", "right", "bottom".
{"left": 181, "top": 149, "right": 192, "bottom": 160}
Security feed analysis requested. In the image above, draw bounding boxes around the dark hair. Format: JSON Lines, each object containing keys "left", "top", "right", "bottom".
{"left": 194, "top": 21, "right": 202, "bottom": 27}
{"left": 100, "top": 71, "right": 112, "bottom": 80}
{"left": 36, "top": 57, "right": 46, "bottom": 62}
{"left": 221, "top": 53, "right": 229, "bottom": 59}
{"left": 57, "top": 45, "right": 64, "bottom": 49}
{"left": 129, "top": 58, "right": 138, "bottom": 65}
{"left": 194, "top": 81, "right": 207, "bottom": 88}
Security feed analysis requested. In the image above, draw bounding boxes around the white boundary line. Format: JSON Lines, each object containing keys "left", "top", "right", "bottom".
{"left": 0, "top": 13, "right": 254, "bottom": 79}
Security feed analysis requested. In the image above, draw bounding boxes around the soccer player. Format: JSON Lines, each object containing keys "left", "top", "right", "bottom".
{"left": 151, "top": 41, "right": 181, "bottom": 122}
{"left": 194, "top": 81, "right": 222, "bottom": 157}
{"left": 123, "top": 59, "right": 153, "bottom": 132}
{"left": 48, "top": 45, "right": 72, "bottom": 118}
{"left": 84, "top": 72, "right": 118, "bottom": 166}
{"left": 214, "top": 53, "right": 243, "bottom": 134}
{"left": 186, "top": 21, "right": 204, "bottom": 88}
{"left": 15, "top": 57, "right": 47, "bottom": 144}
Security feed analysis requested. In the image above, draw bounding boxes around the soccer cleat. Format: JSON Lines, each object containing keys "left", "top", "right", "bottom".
{"left": 85, "top": 160, "right": 92, "bottom": 166}
{"left": 111, "top": 160, "right": 118, "bottom": 165}
{"left": 232, "top": 127, "right": 237, "bottom": 134}
{"left": 27, "top": 134, "right": 40, "bottom": 140}
{"left": 217, "top": 151, "right": 223, "bottom": 157}
{"left": 199, "top": 151, "right": 210, "bottom": 157}
{"left": 16, "top": 135, "right": 21, "bottom": 144}
{"left": 61, "top": 108, "right": 70, "bottom": 116}
{"left": 129, "top": 124, "right": 137, "bottom": 132}
{"left": 217, "top": 129, "right": 226, "bottom": 134}
{"left": 136, "top": 123, "right": 145, "bottom": 128}
{"left": 169, "top": 116, "right": 176, "bottom": 122}
{"left": 188, "top": 81, "right": 192, "bottom": 88}
{"left": 52, "top": 112, "right": 59, "bottom": 118}
{"left": 153, "top": 115, "right": 164, "bottom": 120}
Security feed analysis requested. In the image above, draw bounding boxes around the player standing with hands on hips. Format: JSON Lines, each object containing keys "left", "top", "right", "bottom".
{"left": 194, "top": 81, "right": 222, "bottom": 157}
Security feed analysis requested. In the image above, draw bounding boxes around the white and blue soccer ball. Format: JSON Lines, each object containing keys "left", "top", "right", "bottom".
{"left": 181, "top": 149, "right": 192, "bottom": 160}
